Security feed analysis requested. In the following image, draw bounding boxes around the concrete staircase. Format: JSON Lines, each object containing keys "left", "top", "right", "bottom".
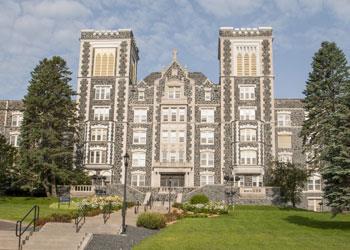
{"left": 0, "top": 230, "right": 20, "bottom": 250}
{"left": 22, "top": 223, "right": 91, "bottom": 250}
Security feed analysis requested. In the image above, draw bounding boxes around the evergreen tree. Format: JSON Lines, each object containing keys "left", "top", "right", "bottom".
{"left": 0, "top": 134, "right": 17, "bottom": 194}
{"left": 301, "top": 41, "right": 350, "bottom": 213}
{"left": 267, "top": 161, "right": 309, "bottom": 207}
{"left": 20, "top": 56, "right": 84, "bottom": 197}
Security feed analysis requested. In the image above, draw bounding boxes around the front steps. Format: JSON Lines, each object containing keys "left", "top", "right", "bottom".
{"left": 23, "top": 223, "right": 91, "bottom": 250}
{"left": 0, "top": 230, "right": 19, "bottom": 250}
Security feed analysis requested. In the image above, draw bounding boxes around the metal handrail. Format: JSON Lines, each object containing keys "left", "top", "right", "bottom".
{"left": 143, "top": 195, "right": 153, "bottom": 212}
{"left": 134, "top": 201, "right": 140, "bottom": 214}
{"left": 15, "top": 205, "right": 39, "bottom": 250}
{"left": 75, "top": 205, "right": 86, "bottom": 232}
{"left": 103, "top": 202, "right": 112, "bottom": 224}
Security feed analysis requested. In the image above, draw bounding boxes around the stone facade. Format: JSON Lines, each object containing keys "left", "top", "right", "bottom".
{"left": 0, "top": 27, "right": 324, "bottom": 211}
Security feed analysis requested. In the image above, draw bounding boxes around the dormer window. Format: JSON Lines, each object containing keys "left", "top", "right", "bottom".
{"left": 138, "top": 90, "right": 145, "bottom": 101}
{"left": 205, "top": 91, "right": 211, "bottom": 101}
{"left": 168, "top": 86, "right": 181, "bottom": 99}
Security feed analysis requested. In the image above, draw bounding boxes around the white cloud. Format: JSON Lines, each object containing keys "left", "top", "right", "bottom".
{"left": 326, "top": 0, "right": 350, "bottom": 22}
{"left": 22, "top": 0, "right": 91, "bottom": 19}
{"left": 195, "top": 0, "right": 264, "bottom": 17}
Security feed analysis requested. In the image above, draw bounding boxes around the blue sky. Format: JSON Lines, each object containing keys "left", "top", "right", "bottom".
{"left": 0, "top": 0, "right": 350, "bottom": 99}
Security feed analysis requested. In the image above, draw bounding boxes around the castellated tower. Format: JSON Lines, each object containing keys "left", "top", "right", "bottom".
{"left": 76, "top": 29, "right": 139, "bottom": 185}
{"left": 218, "top": 27, "right": 275, "bottom": 186}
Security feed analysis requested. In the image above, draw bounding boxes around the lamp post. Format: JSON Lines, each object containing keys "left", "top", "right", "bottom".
{"left": 120, "top": 152, "right": 129, "bottom": 235}
{"left": 168, "top": 177, "right": 172, "bottom": 214}
{"left": 224, "top": 174, "right": 239, "bottom": 206}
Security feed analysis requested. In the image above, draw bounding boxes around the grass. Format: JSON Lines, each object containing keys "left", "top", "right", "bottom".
{"left": 134, "top": 206, "right": 350, "bottom": 250}
{"left": 0, "top": 196, "right": 79, "bottom": 222}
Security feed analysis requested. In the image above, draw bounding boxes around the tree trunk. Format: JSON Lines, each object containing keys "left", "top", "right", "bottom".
{"left": 42, "top": 176, "right": 51, "bottom": 197}
{"left": 51, "top": 177, "right": 57, "bottom": 197}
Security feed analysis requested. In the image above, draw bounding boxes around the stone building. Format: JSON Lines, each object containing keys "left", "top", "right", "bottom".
{"left": 0, "top": 100, "right": 24, "bottom": 147}
{"left": 0, "top": 27, "right": 324, "bottom": 211}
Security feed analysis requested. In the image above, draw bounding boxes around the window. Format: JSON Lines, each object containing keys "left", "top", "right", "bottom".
{"left": 250, "top": 53, "right": 257, "bottom": 76}
{"left": 168, "top": 86, "right": 181, "bottom": 99}
{"left": 239, "top": 86, "right": 255, "bottom": 100}
{"left": 200, "top": 152, "right": 214, "bottom": 167}
{"left": 93, "top": 48, "right": 116, "bottom": 76}
{"left": 169, "top": 151, "right": 177, "bottom": 162}
{"left": 244, "top": 53, "right": 249, "bottom": 76}
{"left": 162, "top": 130, "right": 168, "bottom": 143}
{"left": 130, "top": 61, "right": 137, "bottom": 84}
{"left": 131, "top": 174, "right": 145, "bottom": 187}
{"left": 240, "top": 150, "right": 257, "bottom": 165}
{"left": 133, "top": 131, "right": 146, "bottom": 144}
{"left": 162, "top": 107, "right": 169, "bottom": 121}
{"left": 237, "top": 175, "right": 245, "bottom": 187}
{"left": 205, "top": 91, "right": 211, "bottom": 101}
{"left": 179, "top": 108, "right": 186, "bottom": 122}
{"left": 240, "top": 128, "right": 256, "bottom": 142}
{"left": 91, "top": 128, "right": 107, "bottom": 141}
{"left": 162, "top": 107, "right": 186, "bottom": 122}
{"left": 278, "top": 134, "right": 292, "bottom": 149}
{"left": 171, "top": 108, "right": 177, "bottom": 121}
{"left": 307, "top": 176, "right": 321, "bottom": 191}
{"left": 200, "top": 131, "right": 214, "bottom": 145}
{"left": 178, "top": 130, "right": 185, "bottom": 143}
{"left": 179, "top": 151, "right": 184, "bottom": 162}
{"left": 237, "top": 53, "right": 243, "bottom": 76}
{"left": 307, "top": 199, "right": 322, "bottom": 212}
{"left": 132, "top": 152, "right": 146, "bottom": 167}
{"left": 277, "top": 113, "right": 291, "bottom": 127}
{"left": 200, "top": 175, "right": 214, "bottom": 186}
{"left": 134, "top": 109, "right": 147, "bottom": 123}
{"left": 90, "top": 150, "right": 107, "bottom": 164}
{"left": 9, "top": 134, "right": 20, "bottom": 147}
{"left": 240, "top": 108, "right": 255, "bottom": 120}
{"left": 162, "top": 150, "right": 167, "bottom": 162}
{"left": 11, "top": 114, "right": 22, "bottom": 127}
{"left": 138, "top": 90, "right": 145, "bottom": 101}
{"left": 169, "top": 130, "right": 177, "bottom": 143}
{"left": 94, "top": 86, "right": 111, "bottom": 100}
{"left": 252, "top": 176, "right": 262, "bottom": 187}
{"left": 201, "top": 109, "right": 214, "bottom": 123}
{"left": 236, "top": 46, "right": 258, "bottom": 76}
{"left": 278, "top": 153, "right": 292, "bottom": 163}
{"left": 93, "top": 107, "right": 110, "bottom": 121}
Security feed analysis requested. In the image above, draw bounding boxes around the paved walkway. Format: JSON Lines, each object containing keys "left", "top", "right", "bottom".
{"left": 0, "top": 206, "right": 168, "bottom": 250}
{"left": 0, "top": 220, "right": 16, "bottom": 231}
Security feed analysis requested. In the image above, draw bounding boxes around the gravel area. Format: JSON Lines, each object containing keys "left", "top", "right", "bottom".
{"left": 85, "top": 226, "right": 159, "bottom": 250}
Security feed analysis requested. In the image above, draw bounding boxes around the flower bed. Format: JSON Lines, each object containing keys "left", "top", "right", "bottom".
{"left": 77, "top": 195, "right": 122, "bottom": 211}
{"left": 181, "top": 201, "right": 230, "bottom": 215}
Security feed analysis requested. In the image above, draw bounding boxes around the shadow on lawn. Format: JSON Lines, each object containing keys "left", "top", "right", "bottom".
{"left": 285, "top": 216, "right": 350, "bottom": 230}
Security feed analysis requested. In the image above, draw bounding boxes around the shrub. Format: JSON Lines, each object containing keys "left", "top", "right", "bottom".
{"left": 136, "top": 212, "right": 166, "bottom": 229}
{"left": 190, "top": 194, "right": 209, "bottom": 204}
{"left": 36, "top": 212, "right": 75, "bottom": 226}
{"left": 172, "top": 202, "right": 183, "bottom": 209}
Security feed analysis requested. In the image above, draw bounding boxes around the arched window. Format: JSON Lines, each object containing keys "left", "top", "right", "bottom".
{"left": 93, "top": 48, "right": 116, "bottom": 76}
{"left": 251, "top": 53, "right": 257, "bottom": 76}
{"left": 244, "top": 53, "right": 249, "bottom": 76}
{"left": 237, "top": 53, "right": 243, "bottom": 76}
{"left": 101, "top": 54, "right": 108, "bottom": 76}
{"left": 94, "top": 54, "right": 101, "bottom": 76}
{"left": 107, "top": 53, "right": 115, "bottom": 76}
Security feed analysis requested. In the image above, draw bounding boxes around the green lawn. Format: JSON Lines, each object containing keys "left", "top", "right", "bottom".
{"left": 134, "top": 206, "right": 350, "bottom": 250}
{"left": 0, "top": 197, "right": 78, "bottom": 222}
